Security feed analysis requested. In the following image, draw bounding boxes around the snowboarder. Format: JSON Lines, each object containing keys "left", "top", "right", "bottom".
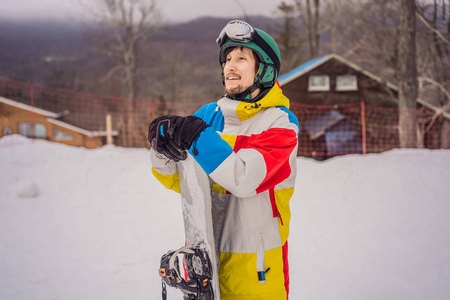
{"left": 149, "top": 20, "right": 299, "bottom": 300}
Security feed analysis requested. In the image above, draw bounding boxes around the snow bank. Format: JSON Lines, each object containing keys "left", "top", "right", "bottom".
{"left": 1, "top": 135, "right": 449, "bottom": 300}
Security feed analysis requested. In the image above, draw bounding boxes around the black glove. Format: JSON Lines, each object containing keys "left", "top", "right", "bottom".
{"left": 148, "top": 116, "right": 186, "bottom": 161}
{"left": 148, "top": 115, "right": 208, "bottom": 161}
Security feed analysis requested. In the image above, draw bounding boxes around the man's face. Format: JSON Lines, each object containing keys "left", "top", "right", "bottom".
{"left": 223, "top": 47, "right": 258, "bottom": 95}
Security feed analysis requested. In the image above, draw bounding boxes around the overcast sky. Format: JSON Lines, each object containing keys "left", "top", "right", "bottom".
{"left": 0, "top": 0, "right": 281, "bottom": 23}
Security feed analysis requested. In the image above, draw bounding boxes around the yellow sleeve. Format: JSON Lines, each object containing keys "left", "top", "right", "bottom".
{"left": 151, "top": 167, "right": 181, "bottom": 193}
{"left": 150, "top": 149, "right": 181, "bottom": 193}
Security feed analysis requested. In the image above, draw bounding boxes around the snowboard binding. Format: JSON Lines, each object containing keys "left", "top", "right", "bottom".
{"left": 159, "top": 244, "right": 215, "bottom": 300}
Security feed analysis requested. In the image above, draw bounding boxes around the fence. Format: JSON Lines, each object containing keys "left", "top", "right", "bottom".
{"left": 1, "top": 76, "right": 448, "bottom": 158}
{"left": 290, "top": 102, "right": 448, "bottom": 159}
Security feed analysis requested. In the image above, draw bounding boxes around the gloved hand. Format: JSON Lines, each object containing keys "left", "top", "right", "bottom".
{"left": 148, "top": 115, "right": 208, "bottom": 161}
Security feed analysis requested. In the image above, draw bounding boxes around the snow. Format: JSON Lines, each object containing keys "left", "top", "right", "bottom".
{"left": 1, "top": 134, "right": 449, "bottom": 300}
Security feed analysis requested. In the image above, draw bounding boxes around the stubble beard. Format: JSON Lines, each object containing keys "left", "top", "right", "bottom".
{"left": 225, "top": 84, "right": 245, "bottom": 95}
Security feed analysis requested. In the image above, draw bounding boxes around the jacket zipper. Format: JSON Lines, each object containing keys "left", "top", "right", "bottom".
{"left": 256, "top": 233, "right": 268, "bottom": 283}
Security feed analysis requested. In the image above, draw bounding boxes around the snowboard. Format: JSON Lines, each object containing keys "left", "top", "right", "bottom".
{"left": 159, "top": 154, "right": 220, "bottom": 300}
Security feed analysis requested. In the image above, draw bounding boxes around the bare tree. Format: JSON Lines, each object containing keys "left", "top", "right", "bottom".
{"left": 397, "top": 0, "right": 418, "bottom": 148}
{"left": 81, "top": 0, "right": 159, "bottom": 100}
{"left": 79, "top": 0, "right": 160, "bottom": 146}
{"left": 341, "top": 1, "right": 400, "bottom": 80}
{"left": 269, "top": 1, "right": 305, "bottom": 73}
{"left": 416, "top": 0, "right": 450, "bottom": 148}
{"left": 327, "top": 0, "right": 339, "bottom": 53}
{"left": 319, "top": 0, "right": 365, "bottom": 55}
{"left": 290, "top": 0, "right": 449, "bottom": 148}
{"left": 233, "top": 0, "right": 251, "bottom": 23}
{"left": 294, "top": 0, "right": 321, "bottom": 59}
{"left": 417, "top": 0, "right": 450, "bottom": 87}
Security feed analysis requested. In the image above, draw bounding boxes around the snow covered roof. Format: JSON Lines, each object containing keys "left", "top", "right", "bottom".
{"left": 0, "top": 96, "right": 59, "bottom": 118}
{"left": 0, "top": 96, "right": 117, "bottom": 137}
{"left": 278, "top": 53, "right": 398, "bottom": 89}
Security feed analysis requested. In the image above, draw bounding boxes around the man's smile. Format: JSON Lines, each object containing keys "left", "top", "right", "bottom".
{"left": 226, "top": 74, "right": 241, "bottom": 81}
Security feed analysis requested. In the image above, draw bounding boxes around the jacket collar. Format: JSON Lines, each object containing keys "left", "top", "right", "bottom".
{"left": 218, "top": 83, "right": 289, "bottom": 122}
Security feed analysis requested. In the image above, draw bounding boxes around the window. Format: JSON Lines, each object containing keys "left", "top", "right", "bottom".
{"left": 18, "top": 122, "right": 47, "bottom": 139}
{"left": 2, "top": 127, "right": 12, "bottom": 136}
{"left": 308, "top": 75, "right": 330, "bottom": 91}
{"left": 336, "top": 75, "right": 358, "bottom": 91}
{"left": 53, "top": 129, "right": 74, "bottom": 141}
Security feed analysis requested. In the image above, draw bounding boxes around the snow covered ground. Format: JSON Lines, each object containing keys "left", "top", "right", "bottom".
{"left": 1, "top": 134, "right": 449, "bottom": 300}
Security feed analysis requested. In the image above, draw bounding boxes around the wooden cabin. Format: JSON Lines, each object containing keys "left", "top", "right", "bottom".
{"left": 0, "top": 96, "right": 117, "bottom": 148}
{"left": 279, "top": 53, "right": 398, "bottom": 107}
{"left": 278, "top": 54, "right": 449, "bottom": 159}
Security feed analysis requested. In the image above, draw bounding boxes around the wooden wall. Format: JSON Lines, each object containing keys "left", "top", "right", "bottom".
{"left": 0, "top": 102, "right": 102, "bottom": 148}
{"left": 281, "top": 59, "right": 398, "bottom": 107}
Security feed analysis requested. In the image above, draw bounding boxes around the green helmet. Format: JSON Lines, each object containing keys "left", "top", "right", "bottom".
{"left": 217, "top": 20, "right": 281, "bottom": 101}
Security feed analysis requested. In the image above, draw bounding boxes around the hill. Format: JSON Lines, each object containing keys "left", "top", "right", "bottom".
{"left": 0, "top": 16, "right": 275, "bottom": 102}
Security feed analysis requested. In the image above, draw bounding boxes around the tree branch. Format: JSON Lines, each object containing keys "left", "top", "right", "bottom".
{"left": 418, "top": 76, "right": 450, "bottom": 105}
{"left": 416, "top": 10, "right": 450, "bottom": 45}
{"left": 99, "top": 64, "right": 127, "bottom": 83}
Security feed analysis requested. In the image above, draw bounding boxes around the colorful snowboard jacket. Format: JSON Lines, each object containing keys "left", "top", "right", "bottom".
{"left": 150, "top": 83, "right": 299, "bottom": 300}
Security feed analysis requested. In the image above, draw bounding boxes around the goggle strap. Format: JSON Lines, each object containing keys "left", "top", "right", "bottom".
{"left": 252, "top": 32, "right": 280, "bottom": 73}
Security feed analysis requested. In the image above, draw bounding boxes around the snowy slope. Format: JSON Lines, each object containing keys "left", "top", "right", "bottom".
{"left": 1, "top": 135, "right": 449, "bottom": 300}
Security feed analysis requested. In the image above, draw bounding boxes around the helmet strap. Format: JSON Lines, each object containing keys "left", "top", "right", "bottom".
{"left": 226, "top": 82, "right": 259, "bottom": 101}
{"left": 257, "top": 63, "right": 277, "bottom": 89}
{"left": 226, "top": 80, "right": 273, "bottom": 103}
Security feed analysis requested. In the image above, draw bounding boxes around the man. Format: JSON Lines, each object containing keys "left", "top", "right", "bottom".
{"left": 149, "top": 20, "right": 299, "bottom": 300}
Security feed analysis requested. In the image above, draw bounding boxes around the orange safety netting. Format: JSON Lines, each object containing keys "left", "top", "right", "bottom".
{"left": 1, "top": 76, "right": 448, "bottom": 157}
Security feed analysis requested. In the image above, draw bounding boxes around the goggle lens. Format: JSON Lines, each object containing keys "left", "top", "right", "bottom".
{"left": 216, "top": 20, "right": 255, "bottom": 46}
{"left": 227, "top": 22, "right": 252, "bottom": 37}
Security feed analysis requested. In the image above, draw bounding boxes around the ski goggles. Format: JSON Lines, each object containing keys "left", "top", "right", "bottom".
{"left": 216, "top": 20, "right": 256, "bottom": 46}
